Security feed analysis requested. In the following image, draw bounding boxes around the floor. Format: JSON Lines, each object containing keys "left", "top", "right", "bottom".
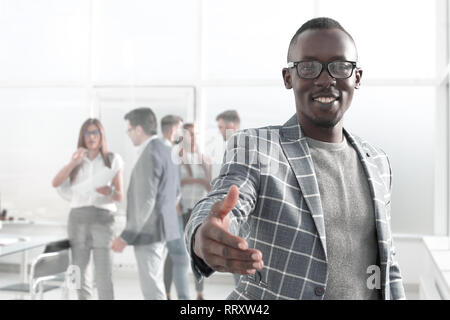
{"left": 0, "top": 268, "right": 236, "bottom": 300}
{"left": 0, "top": 267, "right": 420, "bottom": 300}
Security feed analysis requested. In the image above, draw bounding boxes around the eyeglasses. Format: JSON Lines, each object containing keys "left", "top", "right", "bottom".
{"left": 84, "top": 130, "right": 100, "bottom": 137}
{"left": 287, "top": 60, "right": 357, "bottom": 79}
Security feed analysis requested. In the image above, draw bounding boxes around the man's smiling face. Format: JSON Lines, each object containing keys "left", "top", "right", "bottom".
{"left": 283, "top": 28, "right": 362, "bottom": 130}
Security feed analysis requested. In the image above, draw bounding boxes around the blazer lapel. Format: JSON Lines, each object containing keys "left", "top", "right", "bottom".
{"left": 345, "top": 130, "right": 390, "bottom": 294}
{"left": 279, "top": 115, "right": 327, "bottom": 258}
{"left": 128, "top": 139, "right": 152, "bottom": 196}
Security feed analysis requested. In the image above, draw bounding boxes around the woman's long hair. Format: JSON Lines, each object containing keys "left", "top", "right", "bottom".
{"left": 179, "top": 123, "right": 211, "bottom": 181}
{"left": 70, "top": 118, "right": 112, "bottom": 183}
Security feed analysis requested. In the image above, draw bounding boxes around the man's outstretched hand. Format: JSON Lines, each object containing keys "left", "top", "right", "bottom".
{"left": 193, "top": 185, "right": 264, "bottom": 275}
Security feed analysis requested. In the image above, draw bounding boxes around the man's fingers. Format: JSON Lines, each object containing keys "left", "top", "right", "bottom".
{"left": 203, "top": 223, "right": 248, "bottom": 250}
{"left": 206, "top": 254, "right": 264, "bottom": 274}
{"left": 198, "top": 234, "right": 264, "bottom": 275}
{"left": 202, "top": 238, "right": 263, "bottom": 262}
{"left": 212, "top": 185, "right": 239, "bottom": 219}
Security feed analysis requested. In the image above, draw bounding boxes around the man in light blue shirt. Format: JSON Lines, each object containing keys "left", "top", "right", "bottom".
{"left": 160, "top": 115, "right": 191, "bottom": 300}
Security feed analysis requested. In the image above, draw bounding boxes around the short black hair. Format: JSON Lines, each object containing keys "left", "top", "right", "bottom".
{"left": 287, "top": 17, "right": 356, "bottom": 62}
{"left": 124, "top": 107, "right": 157, "bottom": 136}
{"left": 161, "top": 115, "right": 183, "bottom": 134}
{"left": 216, "top": 110, "right": 240, "bottom": 125}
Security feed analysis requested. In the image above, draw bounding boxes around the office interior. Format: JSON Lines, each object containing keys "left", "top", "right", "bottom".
{"left": 0, "top": 0, "right": 449, "bottom": 300}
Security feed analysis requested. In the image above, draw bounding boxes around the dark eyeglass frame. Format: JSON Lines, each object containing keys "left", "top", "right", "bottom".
{"left": 126, "top": 127, "right": 136, "bottom": 134}
{"left": 287, "top": 60, "right": 358, "bottom": 79}
{"left": 84, "top": 130, "right": 101, "bottom": 137}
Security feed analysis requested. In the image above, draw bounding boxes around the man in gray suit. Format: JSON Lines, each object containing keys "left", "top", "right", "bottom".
{"left": 185, "top": 17, "right": 405, "bottom": 300}
{"left": 111, "top": 107, "right": 181, "bottom": 300}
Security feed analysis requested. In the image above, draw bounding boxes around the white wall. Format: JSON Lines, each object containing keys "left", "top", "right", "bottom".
{"left": 91, "top": 0, "right": 200, "bottom": 83}
{"left": 0, "top": 88, "right": 91, "bottom": 222}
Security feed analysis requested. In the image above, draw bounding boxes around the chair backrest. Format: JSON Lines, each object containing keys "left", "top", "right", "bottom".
{"left": 31, "top": 239, "right": 71, "bottom": 280}
{"left": 43, "top": 239, "right": 70, "bottom": 253}
{"left": 32, "top": 250, "right": 70, "bottom": 279}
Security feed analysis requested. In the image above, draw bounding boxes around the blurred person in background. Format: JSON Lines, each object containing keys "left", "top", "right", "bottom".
{"left": 160, "top": 115, "right": 191, "bottom": 300}
{"left": 179, "top": 123, "right": 212, "bottom": 299}
{"left": 52, "top": 118, "right": 124, "bottom": 300}
{"left": 204, "top": 110, "right": 242, "bottom": 181}
{"left": 111, "top": 108, "right": 181, "bottom": 300}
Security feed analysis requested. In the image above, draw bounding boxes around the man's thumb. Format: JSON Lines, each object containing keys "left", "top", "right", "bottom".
{"left": 215, "top": 185, "right": 239, "bottom": 218}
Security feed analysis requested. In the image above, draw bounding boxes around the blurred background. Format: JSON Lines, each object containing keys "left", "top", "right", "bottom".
{"left": 0, "top": 0, "right": 448, "bottom": 299}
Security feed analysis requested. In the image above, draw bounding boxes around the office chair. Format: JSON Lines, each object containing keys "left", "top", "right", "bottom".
{"left": 29, "top": 239, "right": 72, "bottom": 299}
{"left": 0, "top": 239, "right": 74, "bottom": 300}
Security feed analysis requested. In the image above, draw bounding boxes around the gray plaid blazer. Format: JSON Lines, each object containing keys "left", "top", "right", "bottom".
{"left": 185, "top": 114, "right": 405, "bottom": 300}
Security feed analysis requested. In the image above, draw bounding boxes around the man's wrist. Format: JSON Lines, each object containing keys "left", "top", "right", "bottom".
{"left": 191, "top": 226, "right": 214, "bottom": 276}
{"left": 192, "top": 227, "right": 200, "bottom": 258}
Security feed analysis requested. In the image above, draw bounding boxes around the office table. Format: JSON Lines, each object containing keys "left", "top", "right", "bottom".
{"left": 0, "top": 233, "right": 68, "bottom": 293}
{"left": 421, "top": 236, "right": 450, "bottom": 299}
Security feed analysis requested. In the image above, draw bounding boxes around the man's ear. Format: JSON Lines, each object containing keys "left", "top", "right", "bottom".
{"left": 282, "top": 68, "right": 292, "bottom": 89}
{"left": 135, "top": 125, "right": 143, "bottom": 135}
{"left": 355, "top": 67, "right": 363, "bottom": 89}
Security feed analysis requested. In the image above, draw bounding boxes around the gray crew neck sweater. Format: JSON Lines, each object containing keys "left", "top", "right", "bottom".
{"left": 305, "top": 135, "right": 381, "bottom": 300}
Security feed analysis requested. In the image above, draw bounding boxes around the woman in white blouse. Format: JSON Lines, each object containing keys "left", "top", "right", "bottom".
{"left": 178, "top": 123, "right": 211, "bottom": 299}
{"left": 52, "top": 118, "right": 123, "bottom": 300}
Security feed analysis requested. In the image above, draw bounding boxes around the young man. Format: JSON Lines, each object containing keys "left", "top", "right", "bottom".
{"left": 111, "top": 108, "right": 180, "bottom": 300}
{"left": 185, "top": 18, "right": 405, "bottom": 300}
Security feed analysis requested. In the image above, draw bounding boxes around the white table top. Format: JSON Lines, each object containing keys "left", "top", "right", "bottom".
{"left": 423, "top": 236, "right": 450, "bottom": 297}
{"left": 0, "top": 233, "right": 67, "bottom": 257}
{"left": 423, "top": 236, "right": 450, "bottom": 251}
